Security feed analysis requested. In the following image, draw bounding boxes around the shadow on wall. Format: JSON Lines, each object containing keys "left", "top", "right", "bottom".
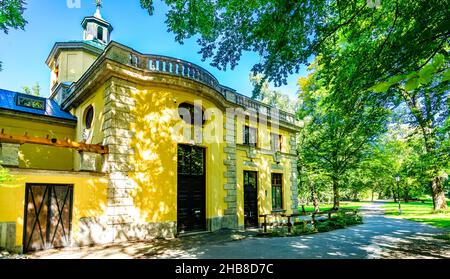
{"left": 74, "top": 178, "right": 108, "bottom": 246}
{"left": 128, "top": 88, "right": 177, "bottom": 225}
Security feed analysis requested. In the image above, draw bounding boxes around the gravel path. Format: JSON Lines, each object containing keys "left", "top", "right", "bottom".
{"left": 30, "top": 202, "right": 450, "bottom": 259}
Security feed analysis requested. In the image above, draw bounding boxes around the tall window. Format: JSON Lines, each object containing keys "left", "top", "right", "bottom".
{"left": 243, "top": 125, "right": 257, "bottom": 147}
{"left": 271, "top": 173, "right": 283, "bottom": 210}
{"left": 270, "top": 133, "right": 282, "bottom": 152}
{"left": 97, "top": 26, "right": 104, "bottom": 42}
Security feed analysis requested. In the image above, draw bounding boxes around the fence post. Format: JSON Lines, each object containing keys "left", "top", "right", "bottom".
{"left": 263, "top": 215, "right": 267, "bottom": 233}
{"left": 287, "top": 216, "right": 292, "bottom": 234}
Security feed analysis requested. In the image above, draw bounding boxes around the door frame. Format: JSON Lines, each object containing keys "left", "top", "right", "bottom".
{"left": 243, "top": 170, "right": 259, "bottom": 229}
{"left": 176, "top": 144, "right": 207, "bottom": 233}
{"left": 23, "top": 184, "right": 74, "bottom": 253}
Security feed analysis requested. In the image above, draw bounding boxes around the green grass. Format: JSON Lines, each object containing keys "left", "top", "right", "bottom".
{"left": 300, "top": 201, "right": 369, "bottom": 213}
{"left": 382, "top": 200, "right": 450, "bottom": 229}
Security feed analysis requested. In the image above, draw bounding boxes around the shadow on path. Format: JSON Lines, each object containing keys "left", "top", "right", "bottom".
{"left": 32, "top": 202, "right": 450, "bottom": 259}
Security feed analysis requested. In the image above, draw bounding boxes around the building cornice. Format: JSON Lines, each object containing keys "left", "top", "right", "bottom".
{"left": 45, "top": 41, "right": 105, "bottom": 68}
{"left": 60, "top": 41, "right": 301, "bottom": 132}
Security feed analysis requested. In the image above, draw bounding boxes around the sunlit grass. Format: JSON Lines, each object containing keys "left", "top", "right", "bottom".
{"left": 300, "top": 201, "right": 369, "bottom": 212}
{"left": 382, "top": 200, "right": 450, "bottom": 229}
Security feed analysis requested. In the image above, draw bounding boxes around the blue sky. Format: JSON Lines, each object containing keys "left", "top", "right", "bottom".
{"left": 0, "top": 0, "right": 305, "bottom": 98}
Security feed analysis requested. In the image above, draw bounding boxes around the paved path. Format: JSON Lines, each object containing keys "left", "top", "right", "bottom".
{"left": 33, "top": 202, "right": 450, "bottom": 259}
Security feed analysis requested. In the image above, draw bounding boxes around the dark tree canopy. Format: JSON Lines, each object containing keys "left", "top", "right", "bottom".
{"left": 0, "top": 0, "right": 27, "bottom": 34}
{"left": 0, "top": 0, "right": 27, "bottom": 70}
{"left": 141, "top": 0, "right": 449, "bottom": 98}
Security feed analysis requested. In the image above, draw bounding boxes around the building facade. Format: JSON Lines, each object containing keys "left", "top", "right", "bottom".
{"left": 0, "top": 6, "right": 300, "bottom": 253}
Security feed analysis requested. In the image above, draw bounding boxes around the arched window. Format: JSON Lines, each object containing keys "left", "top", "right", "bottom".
{"left": 84, "top": 105, "right": 94, "bottom": 129}
{"left": 178, "top": 102, "right": 205, "bottom": 126}
{"left": 97, "top": 26, "right": 104, "bottom": 42}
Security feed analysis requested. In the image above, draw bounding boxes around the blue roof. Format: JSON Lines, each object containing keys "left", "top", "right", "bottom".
{"left": 0, "top": 89, "right": 77, "bottom": 121}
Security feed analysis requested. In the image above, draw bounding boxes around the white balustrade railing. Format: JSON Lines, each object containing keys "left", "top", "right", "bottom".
{"left": 62, "top": 43, "right": 298, "bottom": 125}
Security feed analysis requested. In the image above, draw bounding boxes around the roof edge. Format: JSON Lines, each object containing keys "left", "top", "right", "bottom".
{"left": 45, "top": 41, "right": 105, "bottom": 68}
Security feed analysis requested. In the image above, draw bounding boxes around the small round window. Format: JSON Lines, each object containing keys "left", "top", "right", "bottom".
{"left": 178, "top": 102, "right": 205, "bottom": 126}
{"left": 84, "top": 105, "right": 94, "bottom": 129}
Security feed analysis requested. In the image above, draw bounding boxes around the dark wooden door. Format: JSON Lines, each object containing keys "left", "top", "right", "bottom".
{"left": 24, "top": 184, "right": 73, "bottom": 253}
{"left": 177, "top": 144, "right": 206, "bottom": 233}
{"left": 244, "top": 171, "right": 258, "bottom": 228}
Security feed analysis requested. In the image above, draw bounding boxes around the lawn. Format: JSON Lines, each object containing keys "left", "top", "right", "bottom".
{"left": 382, "top": 200, "right": 450, "bottom": 229}
{"left": 300, "top": 201, "right": 369, "bottom": 213}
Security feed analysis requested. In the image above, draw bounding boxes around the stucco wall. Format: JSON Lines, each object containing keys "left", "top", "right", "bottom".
{"left": 0, "top": 169, "right": 108, "bottom": 250}
{"left": 0, "top": 117, "right": 75, "bottom": 171}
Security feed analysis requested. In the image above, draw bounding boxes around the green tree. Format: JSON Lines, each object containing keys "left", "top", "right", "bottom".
{"left": 22, "top": 82, "right": 41, "bottom": 96}
{"left": 140, "top": 1, "right": 448, "bottom": 97}
{"left": 367, "top": 54, "right": 450, "bottom": 209}
{"left": 307, "top": 1, "right": 450, "bottom": 209}
{"left": 0, "top": 0, "right": 27, "bottom": 71}
{"left": 366, "top": 122, "right": 424, "bottom": 202}
{"left": 141, "top": 1, "right": 449, "bottom": 208}
{"left": 297, "top": 60, "right": 389, "bottom": 209}
{"left": 249, "top": 74, "right": 297, "bottom": 113}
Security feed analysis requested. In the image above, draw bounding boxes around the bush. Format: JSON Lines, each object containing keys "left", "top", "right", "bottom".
{"left": 257, "top": 212, "right": 364, "bottom": 238}
{"left": 315, "top": 213, "right": 363, "bottom": 232}
{"left": 268, "top": 226, "right": 288, "bottom": 237}
{"left": 343, "top": 214, "right": 363, "bottom": 226}
{"left": 292, "top": 221, "right": 316, "bottom": 235}
{"left": 316, "top": 221, "right": 334, "bottom": 232}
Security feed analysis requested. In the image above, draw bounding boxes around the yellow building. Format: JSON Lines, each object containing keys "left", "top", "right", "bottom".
{"left": 0, "top": 5, "right": 300, "bottom": 253}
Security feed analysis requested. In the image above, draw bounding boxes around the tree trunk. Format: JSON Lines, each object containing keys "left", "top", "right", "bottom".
{"left": 431, "top": 176, "right": 448, "bottom": 210}
{"left": 353, "top": 191, "right": 358, "bottom": 201}
{"left": 332, "top": 177, "right": 340, "bottom": 209}
{"left": 392, "top": 188, "right": 397, "bottom": 203}
{"left": 371, "top": 190, "right": 374, "bottom": 202}
{"left": 402, "top": 89, "right": 447, "bottom": 211}
{"left": 310, "top": 182, "right": 319, "bottom": 212}
{"left": 403, "top": 187, "right": 409, "bottom": 203}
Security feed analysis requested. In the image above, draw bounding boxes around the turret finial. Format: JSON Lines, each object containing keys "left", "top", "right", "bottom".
{"left": 94, "top": 0, "right": 103, "bottom": 19}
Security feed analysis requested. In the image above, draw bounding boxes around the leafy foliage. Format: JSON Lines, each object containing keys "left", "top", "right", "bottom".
{"left": 249, "top": 74, "right": 298, "bottom": 113}
{"left": 0, "top": 0, "right": 27, "bottom": 71}
{"left": 297, "top": 58, "right": 389, "bottom": 208}
{"left": 0, "top": 0, "right": 26, "bottom": 34}
{"left": 259, "top": 212, "right": 363, "bottom": 237}
{"left": 22, "top": 82, "right": 41, "bottom": 96}
{"left": 0, "top": 166, "right": 14, "bottom": 186}
{"left": 141, "top": 1, "right": 449, "bottom": 99}
{"left": 313, "top": 213, "right": 363, "bottom": 232}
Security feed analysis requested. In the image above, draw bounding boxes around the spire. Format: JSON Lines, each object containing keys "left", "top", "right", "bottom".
{"left": 94, "top": 0, "right": 103, "bottom": 19}
{"left": 81, "top": 0, "right": 113, "bottom": 44}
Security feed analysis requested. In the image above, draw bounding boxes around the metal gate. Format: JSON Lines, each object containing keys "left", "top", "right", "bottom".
{"left": 23, "top": 184, "right": 73, "bottom": 253}
{"left": 177, "top": 144, "right": 206, "bottom": 233}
